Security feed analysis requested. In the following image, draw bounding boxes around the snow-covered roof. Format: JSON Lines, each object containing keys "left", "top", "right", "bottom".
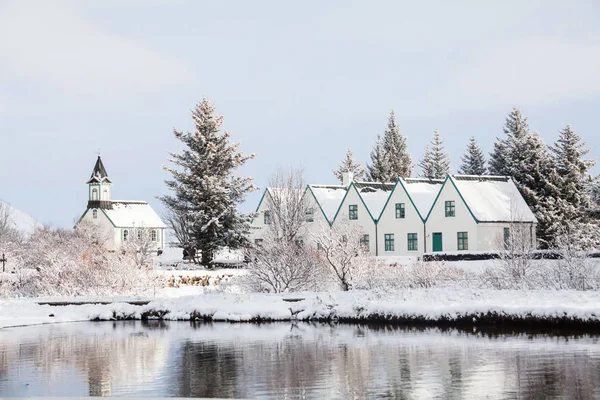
{"left": 451, "top": 175, "right": 537, "bottom": 223}
{"left": 0, "top": 200, "right": 40, "bottom": 235}
{"left": 355, "top": 182, "right": 394, "bottom": 220}
{"left": 308, "top": 185, "right": 347, "bottom": 222}
{"left": 402, "top": 178, "right": 444, "bottom": 219}
{"left": 103, "top": 201, "right": 166, "bottom": 228}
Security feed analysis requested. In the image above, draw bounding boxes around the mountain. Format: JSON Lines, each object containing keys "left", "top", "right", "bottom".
{"left": 0, "top": 200, "right": 40, "bottom": 235}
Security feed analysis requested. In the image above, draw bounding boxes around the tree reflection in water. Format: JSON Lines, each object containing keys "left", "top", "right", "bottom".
{"left": 0, "top": 321, "right": 599, "bottom": 399}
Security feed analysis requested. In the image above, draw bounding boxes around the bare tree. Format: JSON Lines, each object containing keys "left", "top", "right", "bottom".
{"left": 312, "top": 217, "right": 371, "bottom": 291}
{"left": 265, "top": 166, "right": 314, "bottom": 242}
{"left": 122, "top": 225, "right": 160, "bottom": 269}
{"left": 162, "top": 208, "right": 198, "bottom": 264}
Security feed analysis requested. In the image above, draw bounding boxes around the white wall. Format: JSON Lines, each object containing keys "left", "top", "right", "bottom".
{"left": 376, "top": 184, "right": 425, "bottom": 256}
{"left": 332, "top": 186, "right": 377, "bottom": 254}
{"left": 79, "top": 208, "right": 118, "bottom": 250}
{"left": 425, "top": 181, "right": 478, "bottom": 253}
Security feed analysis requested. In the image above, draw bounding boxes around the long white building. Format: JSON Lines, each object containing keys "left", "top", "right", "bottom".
{"left": 250, "top": 172, "right": 537, "bottom": 256}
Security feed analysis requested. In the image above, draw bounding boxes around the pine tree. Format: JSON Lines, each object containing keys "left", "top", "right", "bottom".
{"left": 459, "top": 137, "right": 487, "bottom": 175}
{"left": 366, "top": 134, "right": 387, "bottom": 182}
{"left": 419, "top": 145, "right": 434, "bottom": 179}
{"left": 489, "top": 107, "right": 530, "bottom": 176}
{"left": 160, "top": 99, "right": 257, "bottom": 265}
{"left": 333, "top": 148, "right": 365, "bottom": 183}
{"left": 420, "top": 130, "right": 450, "bottom": 179}
{"left": 588, "top": 175, "right": 600, "bottom": 209}
{"left": 381, "top": 110, "right": 412, "bottom": 180}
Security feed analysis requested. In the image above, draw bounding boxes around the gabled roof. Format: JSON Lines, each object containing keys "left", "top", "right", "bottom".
{"left": 103, "top": 201, "right": 166, "bottom": 228}
{"left": 354, "top": 181, "right": 394, "bottom": 222}
{"left": 403, "top": 178, "right": 444, "bottom": 220}
{"left": 450, "top": 175, "right": 537, "bottom": 223}
{"left": 308, "top": 184, "right": 347, "bottom": 224}
{"left": 86, "top": 156, "right": 112, "bottom": 184}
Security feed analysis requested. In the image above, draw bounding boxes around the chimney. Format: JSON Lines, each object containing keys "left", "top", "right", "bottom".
{"left": 342, "top": 171, "right": 354, "bottom": 187}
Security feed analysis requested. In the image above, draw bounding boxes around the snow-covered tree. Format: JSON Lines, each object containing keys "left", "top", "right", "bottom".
{"left": 366, "top": 134, "right": 387, "bottom": 182}
{"left": 550, "top": 125, "right": 596, "bottom": 215}
{"left": 382, "top": 110, "right": 412, "bottom": 180}
{"left": 420, "top": 130, "right": 450, "bottom": 179}
{"left": 419, "top": 145, "right": 434, "bottom": 179}
{"left": 588, "top": 175, "right": 600, "bottom": 210}
{"left": 489, "top": 107, "right": 530, "bottom": 176}
{"left": 312, "top": 218, "right": 372, "bottom": 291}
{"left": 160, "top": 99, "right": 257, "bottom": 266}
{"left": 459, "top": 137, "right": 487, "bottom": 175}
{"left": 333, "top": 149, "right": 365, "bottom": 183}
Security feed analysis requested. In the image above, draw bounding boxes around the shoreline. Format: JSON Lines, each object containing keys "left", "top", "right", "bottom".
{"left": 2, "top": 289, "right": 599, "bottom": 330}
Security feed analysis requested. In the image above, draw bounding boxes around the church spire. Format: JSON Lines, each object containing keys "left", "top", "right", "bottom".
{"left": 86, "top": 156, "right": 112, "bottom": 184}
{"left": 87, "top": 156, "right": 113, "bottom": 209}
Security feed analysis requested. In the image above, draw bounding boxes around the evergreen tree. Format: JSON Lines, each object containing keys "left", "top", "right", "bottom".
{"left": 160, "top": 99, "right": 257, "bottom": 265}
{"left": 420, "top": 130, "right": 450, "bottom": 179}
{"left": 366, "top": 134, "right": 387, "bottom": 182}
{"left": 489, "top": 107, "right": 530, "bottom": 176}
{"left": 550, "top": 125, "right": 596, "bottom": 214}
{"left": 381, "top": 110, "right": 412, "bottom": 180}
{"left": 419, "top": 145, "right": 434, "bottom": 179}
{"left": 459, "top": 137, "right": 487, "bottom": 175}
{"left": 333, "top": 148, "right": 366, "bottom": 183}
{"left": 588, "top": 175, "right": 600, "bottom": 209}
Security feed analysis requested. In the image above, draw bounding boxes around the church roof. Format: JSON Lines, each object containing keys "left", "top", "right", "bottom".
{"left": 102, "top": 201, "right": 167, "bottom": 228}
{"left": 86, "top": 156, "right": 112, "bottom": 184}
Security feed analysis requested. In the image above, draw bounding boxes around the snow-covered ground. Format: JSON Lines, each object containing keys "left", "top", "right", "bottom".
{"left": 1, "top": 288, "right": 599, "bottom": 329}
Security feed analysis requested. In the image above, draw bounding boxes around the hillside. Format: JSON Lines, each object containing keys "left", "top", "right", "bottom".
{"left": 0, "top": 200, "right": 40, "bottom": 235}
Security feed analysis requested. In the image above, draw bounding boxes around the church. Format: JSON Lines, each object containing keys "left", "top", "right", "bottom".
{"left": 77, "top": 156, "right": 166, "bottom": 252}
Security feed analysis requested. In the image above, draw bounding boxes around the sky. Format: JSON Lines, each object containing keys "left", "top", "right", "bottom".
{"left": 1, "top": 0, "right": 599, "bottom": 227}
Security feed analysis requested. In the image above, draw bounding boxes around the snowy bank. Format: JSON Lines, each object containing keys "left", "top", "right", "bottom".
{"left": 1, "top": 289, "right": 600, "bottom": 329}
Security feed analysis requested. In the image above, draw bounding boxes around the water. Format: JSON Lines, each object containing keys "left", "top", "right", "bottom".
{"left": 0, "top": 321, "right": 599, "bottom": 399}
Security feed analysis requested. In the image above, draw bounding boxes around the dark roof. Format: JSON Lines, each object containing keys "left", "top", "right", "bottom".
{"left": 452, "top": 174, "right": 510, "bottom": 182}
{"left": 86, "top": 156, "right": 112, "bottom": 184}
{"left": 354, "top": 182, "right": 395, "bottom": 192}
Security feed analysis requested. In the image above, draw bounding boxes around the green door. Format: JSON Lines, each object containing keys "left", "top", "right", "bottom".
{"left": 432, "top": 232, "right": 443, "bottom": 252}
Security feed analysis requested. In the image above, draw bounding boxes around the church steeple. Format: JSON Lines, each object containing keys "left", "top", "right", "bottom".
{"left": 87, "top": 156, "right": 113, "bottom": 209}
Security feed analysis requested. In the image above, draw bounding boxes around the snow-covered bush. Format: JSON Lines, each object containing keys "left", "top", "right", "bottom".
{"left": 244, "top": 233, "right": 324, "bottom": 293}
{"left": 11, "top": 222, "right": 158, "bottom": 297}
{"left": 312, "top": 218, "right": 373, "bottom": 291}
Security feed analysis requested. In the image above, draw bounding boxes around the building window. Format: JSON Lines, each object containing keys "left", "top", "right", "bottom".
{"left": 295, "top": 239, "right": 304, "bottom": 247}
{"left": 92, "top": 188, "right": 98, "bottom": 200}
{"left": 395, "top": 203, "right": 405, "bottom": 219}
{"left": 254, "top": 239, "right": 263, "bottom": 246}
{"left": 151, "top": 230, "right": 158, "bottom": 242}
{"left": 103, "top": 189, "right": 108, "bottom": 200}
{"left": 407, "top": 233, "right": 418, "bottom": 251}
{"left": 92, "top": 209, "right": 98, "bottom": 219}
{"left": 349, "top": 205, "right": 358, "bottom": 220}
{"left": 264, "top": 210, "right": 271, "bottom": 225}
{"left": 137, "top": 230, "right": 143, "bottom": 240}
{"left": 384, "top": 234, "right": 395, "bottom": 252}
{"left": 360, "top": 234, "right": 369, "bottom": 249}
{"left": 445, "top": 201, "right": 455, "bottom": 217}
{"left": 317, "top": 242, "right": 323, "bottom": 250}
{"left": 504, "top": 227, "right": 510, "bottom": 249}
{"left": 457, "top": 232, "right": 468, "bottom": 250}
{"left": 305, "top": 210, "right": 314, "bottom": 222}
{"left": 123, "top": 229, "right": 129, "bottom": 241}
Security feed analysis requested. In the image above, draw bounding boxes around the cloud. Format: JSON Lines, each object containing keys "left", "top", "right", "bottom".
{"left": 429, "top": 39, "right": 600, "bottom": 112}
{"left": 0, "top": 1, "right": 194, "bottom": 96}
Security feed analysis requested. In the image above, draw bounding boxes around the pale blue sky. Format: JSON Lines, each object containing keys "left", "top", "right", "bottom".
{"left": 1, "top": 0, "right": 599, "bottom": 226}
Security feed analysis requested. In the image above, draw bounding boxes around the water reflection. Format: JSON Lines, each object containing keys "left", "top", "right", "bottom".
{"left": 0, "top": 321, "right": 599, "bottom": 399}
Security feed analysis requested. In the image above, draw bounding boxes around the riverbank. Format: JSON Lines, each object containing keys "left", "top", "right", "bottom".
{"left": 1, "top": 289, "right": 599, "bottom": 329}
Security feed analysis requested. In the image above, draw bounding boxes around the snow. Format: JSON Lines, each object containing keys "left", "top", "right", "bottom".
{"left": 1, "top": 288, "right": 599, "bottom": 329}
{"left": 309, "top": 185, "right": 347, "bottom": 222}
{"left": 403, "top": 179, "right": 443, "bottom": 219}
{"left": 357, "top": 187, "right": 391, "bottom": 220}
{"left": 0, "top": 200, "right": 40, "bottom": 235}
{"left": 452, "top": 176, "right": 537, "bottom": 222}
{"left": 103, "top": 201, "right": 166, "bottom": 228}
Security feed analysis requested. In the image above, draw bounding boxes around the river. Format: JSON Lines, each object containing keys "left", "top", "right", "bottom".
{"left": 0, "top": 321, "right": 599, "bottom": 399}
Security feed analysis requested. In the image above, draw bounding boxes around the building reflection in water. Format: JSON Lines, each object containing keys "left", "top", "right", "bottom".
{"left": 0, "top": 321, "right": 599, "bottom": 399}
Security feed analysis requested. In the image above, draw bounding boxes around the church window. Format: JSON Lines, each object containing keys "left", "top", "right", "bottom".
{"left": 151, "top": 230, "right": 158, "bottom": 241}
{"left": 92, "top": 188, "right": 98, "bottom": 200}
{"left": 123, "top": 229, "right": 129, "bottom": 241}
{"left": 103, "top": 189, "right": 108, "bottom": 200}
{"left": 92, "top": 209, "right": 98, "bottom": 219}
{"left": 137, "top": 230, "right": 143, "bottom": 240}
